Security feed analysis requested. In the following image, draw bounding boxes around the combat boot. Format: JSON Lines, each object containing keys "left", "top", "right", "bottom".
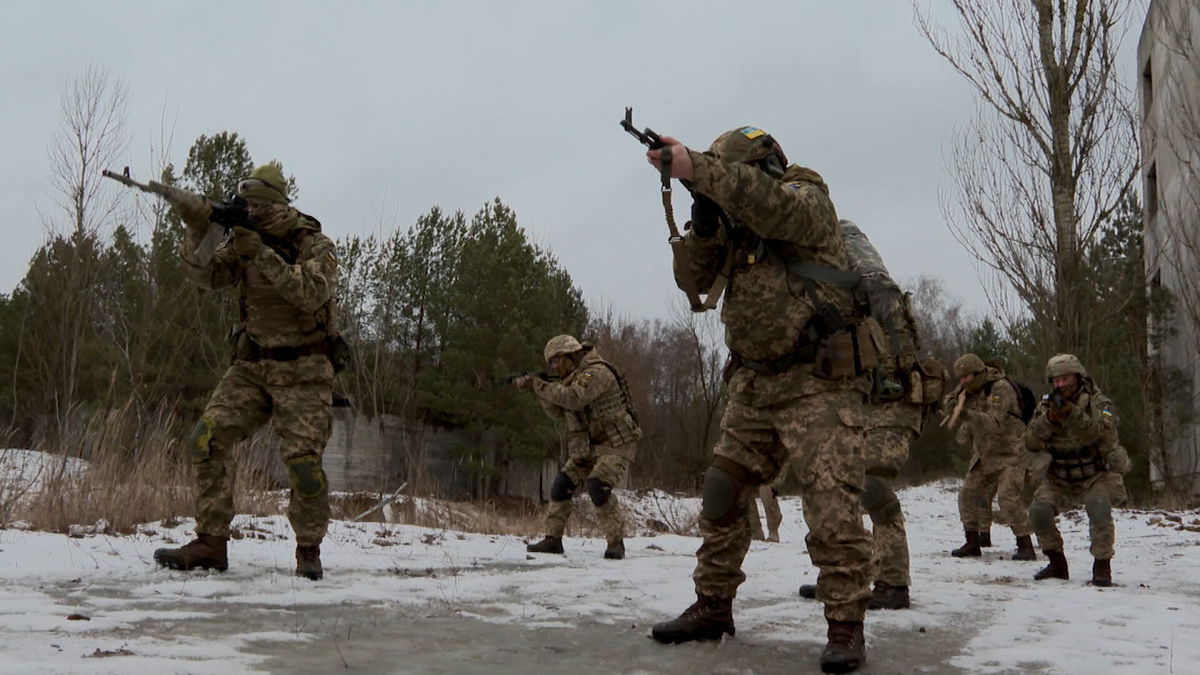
{"left": 979, "top": 529, "right": 993, "bottom": 547}
{"left": 798, "top": 584, "right": 818, "bottom": 599}
{"left": 867, "top": 582, "right": 910, "bottom": 610}
{"left": 296, "top": 544, "right": 323, "bottom": 580}
{"left": 951, "top": 530, "right": 982, "bottom": 557}
{"left": 526, "top": 535, "right": 564, "bottom": 554}
{"left": 820, "top": 619, "right": 865, "bottom": 673}
{"left": 604, "top": 539, "right": 625, "bottom": 560}
{"left": 651, "top": 594, "right": 735, "bottom": 644}
{"left": 1012, "top": 535, "right": 1037, "bottom": 561}
{"left": 1090, "top": 558, "right": 1112, "bottom": 587}
{"left": 1034, "top": 550, "right": 1069, "bottom": 581}
{"left": 154, "top": 533, "right": 228, "bottom": 571}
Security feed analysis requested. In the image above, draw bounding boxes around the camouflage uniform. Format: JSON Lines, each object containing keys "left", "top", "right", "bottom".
{"left": 530, "top": 345, "right": 640, "bottom": 546}
{"left": 674, "top": 136, "right": 872, "bottom": 624}
{"left": 861, "top": 401, "right": 920, "bottom": 589}
{"left": 952, "top": 367, "right": 1033, "bottom": 540}
{"left": 178, "top": 177, "right": 336, "bottom": 548}
{"left": 1026, "top": 359, "right": 1128, "bottom": 561}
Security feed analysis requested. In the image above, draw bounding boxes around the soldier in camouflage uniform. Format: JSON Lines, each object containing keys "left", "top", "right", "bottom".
{"left": 945, "top": 354, "right": 1037, "bottom": 562}
{"left": 154, "top": 164, "right": 337, "bottom": 580}
{"left": 1025, "top": 354, "right": 1130, "bottom": 586}
{"left": 644, "top": 128, "right": 872, "bottom": 673}
{"left": 518, "top": 335, "right": 641, "bottom": 560}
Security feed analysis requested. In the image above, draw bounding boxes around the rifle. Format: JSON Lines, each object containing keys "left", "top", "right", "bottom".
{"left": 102, "top": 167, "right": 254, "bottom": 232}
{"left": 621, "top": 107, "right": 665, "bottom": 149}
{"left": 491, "top": 371, "right": 551, "bottom": 388}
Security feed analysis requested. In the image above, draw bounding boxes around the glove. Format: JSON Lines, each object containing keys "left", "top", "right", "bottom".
{"left": 174, "top": 192, "right": 212, "bottom": 234}
{"left": 688, "top": 193, "right": 728, "bottom": 237}
{"left": 229, "top": 227, "right": 263, "bottom": 259}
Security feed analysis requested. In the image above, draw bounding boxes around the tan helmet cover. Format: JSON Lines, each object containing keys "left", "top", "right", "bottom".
{"left": 953, "top": 353, "right": 986, "bottom": 379}
{"left": 543, "top": 334, "right": 583, "bottom": 362}
{"left": 707, "top": 126, "right": 788, "bottom": 166}
{"left": 1045, "top": 353, "right": 1087, "bottom": 383}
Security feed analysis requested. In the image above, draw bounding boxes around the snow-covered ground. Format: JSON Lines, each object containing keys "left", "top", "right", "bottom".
{"left": 1, "top": 478, "right": 1198, "bottom": 674}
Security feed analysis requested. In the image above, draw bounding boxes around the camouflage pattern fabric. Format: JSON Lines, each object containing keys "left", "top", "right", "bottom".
{"left": 864, "top": 427, "right": 915, "bottom": 587}
{"left": 951, "top": 368, "right": 1032, "bottom": 536}
{"left": 179, "top": 203, "right": 336, "bottom": 546}
{"left": 1026, "top": 378, "right": 1126, "bottom": 559}
{"left": 543, "top": 453, "right": 630, "bottom": 542}
{"left": 676, "top": 148, "right": 871, "bottom": 623}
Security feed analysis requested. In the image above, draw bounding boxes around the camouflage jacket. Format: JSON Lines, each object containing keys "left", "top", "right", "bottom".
{"left": 180, "top": 212, "right": 337, "bottom": 350}
{"left": 1026, "top": 380, "right": 1124, "bottom": 483}
{"left": 953, "top": 368, "right": 1026, "bottom": 472}
{"left": 675, "top": 153, "right": 862, "bottom": 407}
{"left": 531, "top": 349, "right": 641, "bottom": 460}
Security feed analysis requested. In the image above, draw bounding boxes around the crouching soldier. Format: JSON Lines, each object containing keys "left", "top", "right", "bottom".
{"left": 517, "top": 335, "right": 641, "bottom": 560}
{"left": 1025, "top": 354, "right": 1131, "bottom": 586}
{"left": 154, "top": 164, "right": 337, "bottom": 580}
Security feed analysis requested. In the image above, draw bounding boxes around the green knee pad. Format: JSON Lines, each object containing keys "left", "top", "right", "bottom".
{"left": 861, "top": 475, "right": 902, "bottom": 524}
{"left": 1083, "top": 494, "right": 1112, "bottom": 525}
{"left": 1028, "top": 501, "right": 1056, "bottom": 530}
{"left": 701, "top": 466, "right": 744, "bottom": 525}
{"left": 188, "top": 417, "right": 217, "bottom": 464}
{"left": 286, "top": 456, "right": 328, "bottom": 499}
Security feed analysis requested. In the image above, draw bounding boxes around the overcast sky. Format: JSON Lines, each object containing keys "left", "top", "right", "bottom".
{"left": 0, "top": 1, "right": 1149, "bottom": 323}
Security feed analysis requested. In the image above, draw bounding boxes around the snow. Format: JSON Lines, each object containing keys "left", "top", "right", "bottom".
{"left": 0, "top": 477, "right": 1198, "bottom": 673}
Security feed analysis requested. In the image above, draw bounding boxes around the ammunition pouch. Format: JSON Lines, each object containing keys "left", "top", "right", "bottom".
{"left": 326, "top": 334, "right": 353, "bottom": 374}
{"left": 1048, "top": 441, "right": 1106, "bottom": 482}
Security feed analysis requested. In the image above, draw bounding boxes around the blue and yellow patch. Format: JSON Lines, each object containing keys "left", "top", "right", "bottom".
{"left": 784, "top": 181, "right": 806, "bottom": 190}
{"left": 1101, "top": 409, "right": 1115, "bottom": 418}
{"left": 739, "top": 127, "right": 766, "bottom": 139}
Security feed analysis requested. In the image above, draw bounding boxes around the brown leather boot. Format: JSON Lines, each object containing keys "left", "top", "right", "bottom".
{"left": 526, "top": 535, "right": 564, "bottom": 554}
{"left": 820, "top": 619, "right": 866, "bottom": 673}
{"left": 951, "top": 530, "right": 981, "bottom": 557}
{"left": 867, "top": 582, "right": 910, "bottom": 610}
{"left": 1091, "top": 558, "right": 1112, "bottom": 587}
{"left": 1012, "top": 535, "right": 1037, "bottom": 561}
{"left": 1034, "top": 550, "right": 1069, "bottom": 580}
{"left": 154, "top": 533, "right": 228, "bottom": 571}
{"left": 296, "top": 544, "right": 323, "bottom": 580}
{"left": 651, "top": 594, "right": 735, "bottom": 643}
{"left": 979, "top": 529, "right": 993, "bottom": 547}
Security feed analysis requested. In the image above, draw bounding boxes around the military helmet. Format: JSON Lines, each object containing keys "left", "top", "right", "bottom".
{"left": 1045, "top": 353, "right": 1087, "bottom": 383}
{"left": 238, "top": 164, "right": 290, "bottom": 204}
{"left": 953, "top": 353, "right": 986, "bottom": 379}
{"left": 543, "top": 334, "right": 583, "bottom": 362}
{"left": 708, "top": 126, "right": 788, "bottom": 176}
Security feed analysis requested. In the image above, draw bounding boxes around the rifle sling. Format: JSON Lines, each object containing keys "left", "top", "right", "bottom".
{"left": 660, "top": 146, "right": 728, "bottom": 313}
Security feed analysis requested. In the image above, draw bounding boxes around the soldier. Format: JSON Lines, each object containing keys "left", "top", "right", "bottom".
{"left": 945, "top": 354, "right": 1038, "bottom": 561}
{"left": 800, "top": 400, "right": 920, "bottom": 610}
{"left": 154, "top": 164, "right": 337, "bottom": 581}
{"left": 644, "top": 127, "right": 873, "bottom": 673}
{"left": 517, "top": 335, "right": 641, "bottom": 560}
{"left": 1025, "top": 354, "right": 1130, "bottom": 586}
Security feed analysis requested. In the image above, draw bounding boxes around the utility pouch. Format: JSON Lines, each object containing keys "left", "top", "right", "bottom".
{"left": 854, "top": 320, "right": 879, "bottom": 372}
{"left": 233, "top": 331, "right": 263, "bottom": 363}
{"left": 327, "top": 334, "right": 354, "bottom": 375}
{"left": 815, "top": 330, "right": 856, "bottom": 379}
{"left": 913, "top": 357, "right": 948, "bottom": 404}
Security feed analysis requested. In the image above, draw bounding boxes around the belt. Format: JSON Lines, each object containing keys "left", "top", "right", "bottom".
{"left": 255, "top": 341, "right": 327, "bottom": 362}
{"left": 734, "top": 341, "right": 819, "bottom": 376}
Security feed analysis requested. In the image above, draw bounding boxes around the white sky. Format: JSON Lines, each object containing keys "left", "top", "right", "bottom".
{"left": 0, "top": 1, "right": 1148, "bottom": 322}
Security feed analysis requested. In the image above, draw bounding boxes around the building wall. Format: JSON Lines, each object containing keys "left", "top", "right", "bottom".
{"left": 1139, "top": 0, "right": 1200, "bottom": 496}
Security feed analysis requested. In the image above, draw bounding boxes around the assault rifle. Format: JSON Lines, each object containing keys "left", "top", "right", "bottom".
{"left": 1048, "top": 388, "right": 1067, "bottom": 410}
{"left": 491, "top": 371, "right": 551, "bottom": 388}
{"left": 621, "top": 107, "right": 665, "bottom": 150}
{"left": 102, "top": 167, "right": 254, "bottom": 232}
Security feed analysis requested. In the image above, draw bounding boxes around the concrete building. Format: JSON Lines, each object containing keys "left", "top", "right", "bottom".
{"left": 1139, "top": 0, "right": 1200, "bottom": 497}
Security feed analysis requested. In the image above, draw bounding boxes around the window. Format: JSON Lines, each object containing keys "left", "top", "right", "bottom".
{"left": 1146, "top": 163, "right": 1159, "bottom": 217}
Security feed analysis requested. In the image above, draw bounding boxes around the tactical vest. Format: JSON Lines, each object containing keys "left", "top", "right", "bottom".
{"left": 580, "top": 361, "right": 642, "bottom": 447}
{"left": 240, "top": 229, "right": 327, "bottom": 349}
{"left": 1047, "top": 440, "right": 1106, "bottom": 482}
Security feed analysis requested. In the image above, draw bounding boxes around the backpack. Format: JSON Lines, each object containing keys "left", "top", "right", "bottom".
{"left": 985, "top": 378, "right": 1037, "bottom": 424}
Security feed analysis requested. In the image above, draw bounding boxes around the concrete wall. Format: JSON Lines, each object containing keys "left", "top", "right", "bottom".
{"left": 1139, "top": 0, "right": 1200, "bottom": 496}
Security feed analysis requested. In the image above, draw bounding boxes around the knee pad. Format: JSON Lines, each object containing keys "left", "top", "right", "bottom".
{"left": 586, "top": 478, "right": 613, "bottom": 507}
{"left": 701, "top": 466, "right": 746, "bottom": 525}
{"left": 1028, "top": 501, "right": 1056, "bottom": 531}
{"left": 285, "top": 456, "right": 327, "bottom": 499}
{"left": 550, "top": 472, "right": 576, "bottom": 502}
{"left": 861, "top": 475, "right": 901, "bottom": 524}
{"left": 187, "top": 417, "right": 217, "bottom": 464}
{"left": 1084, "top": 494, "right": 1112, "bottom": 525}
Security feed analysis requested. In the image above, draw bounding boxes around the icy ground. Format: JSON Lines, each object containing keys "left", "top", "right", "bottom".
{"left": 1, "top": 479, "right": 1198, "bottom": 674}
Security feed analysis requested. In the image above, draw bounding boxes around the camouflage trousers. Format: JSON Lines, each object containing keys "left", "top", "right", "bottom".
{"left": 693, "top": 389, "right": 871, "bottom": 623}
{"left": 978, "top": 456, "right": 1041, "bottom": 531}
{"left": 189, "top": 355, "right": 333, "bottom": 546}
{"left": 543, "top": 452, "right": 630, "bottom": 543}
{"left": 863, "top": 427, "right": 914, "bottom": 588}
{"left": 959, "top": 458, "right": 1032, "bottom": 537}
{"left": 1030, "top": 470, "right": 1127, "bottom": 560}
{"left": 749, "top": 485, "right": 782, "bottom": 541}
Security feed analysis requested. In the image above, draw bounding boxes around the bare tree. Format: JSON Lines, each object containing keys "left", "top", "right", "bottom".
{"left": 916, "top": 1, "right": 1141, "bottom": 350}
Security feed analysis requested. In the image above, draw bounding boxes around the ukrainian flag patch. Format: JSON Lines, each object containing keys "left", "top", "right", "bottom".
{"left": 740, "top": 127, "right": 766, "bottom": 139}
{"left": 1101, "top": 409, "right": 1114, "bottom": 417}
